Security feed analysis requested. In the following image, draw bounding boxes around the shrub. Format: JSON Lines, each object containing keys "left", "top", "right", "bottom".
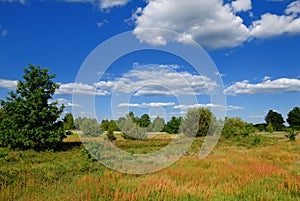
{"left": 286, "top": 128, "right": 296, "bottom": 142}
{"left": 119, "top": 116, "right": 147, "bottom": 140}
{"left": 222, "top": 117, "right": 248, "bottom": 138}
{"left": 76, "top": 118, "right": 102, "bottom": 137}
{"left": 105, "top": 128, "right": 116, "bottom": 141}
{"left": 251, "top": 135, "right": 261, "bottom": 146}
{"left": 266, "top": 123, "right": 274, "bottom": 133}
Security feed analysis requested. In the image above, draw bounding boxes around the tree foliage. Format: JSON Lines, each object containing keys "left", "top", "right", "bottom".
{"left": 63, "top": 113, "right": 75, "bottom": 130}
{"left": 0, "top": 109, "right": 6, "bottom": 123}
{"left": 138, "top": 114, "right": 151, "bottom": 128}
{"left": 286, "top": 128, "right": 296, "bottom": 141}
{"left": 287, "top": 107, "right": 300, "bottom": 130}
{"left": 181, "top": 107, "right": 216, "bottom": 137}
{"left": 100, "top": 119, "right": 120, "bottom": 131}
{"left": 100, "top": 119, "right": 109, "bottom": 131}
{"left": 254, "top": 123, "right": 266, "bottom": 132}
{"left": 265, "top": 110, "right": 285, "bottom": 131}
{"left": 222, "top": 117, "right": 249, "bottom": 138}
{"left": 0, "top": 65, "right": 65, "bottom": 150}
{"left": 163, "top": 116, "right": 182, "bottom": 134}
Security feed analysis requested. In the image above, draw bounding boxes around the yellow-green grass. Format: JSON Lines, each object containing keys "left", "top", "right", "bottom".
{"left": 0, "top": 135, "right": 299, "bottom": 200}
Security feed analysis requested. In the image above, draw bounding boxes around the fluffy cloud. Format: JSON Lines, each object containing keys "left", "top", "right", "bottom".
{"left": 118, "top": 102, "right": 175, "bottom": 108}
{"left": 250, "top": 1, "right": 300, "bottom": 38}
{"left": 132, "top": 0, "right": 300, "bottom": 49}
{"left": 285, "top": 0, "right": 300, "bottom": 15}
{"left": 250, "top": 14, "right": 300, "bottom": 38}
{"left": 173, "top": 103, "right": 244, "bottom": 111}
{"left": 133, "top": 0, "right": 250, "bottom": 49}
{"left": 94, "top": 65, "right": 218, "bottom": 96}
{"left": 231, "top": 0, "right": 252, "bottom": 13}
{"left": 0, "top": 79, "right": 18, "bottom": 90}
{"left": 57, "top": 82, "right": 110, "bottom": 96}
{"left": 225, "top": 77, "right": 300, "bottom": 95}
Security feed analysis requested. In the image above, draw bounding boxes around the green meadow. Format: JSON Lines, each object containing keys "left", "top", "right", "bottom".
{"left": 1, "top": 133, "right": 299, "bottom": 201}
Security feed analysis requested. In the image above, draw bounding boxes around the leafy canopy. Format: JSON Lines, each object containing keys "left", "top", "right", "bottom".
{"left": 287, "top": 107, "right": 300, "bottom": 130}
{"left": 63, "top": 113, "right": 75, "bottom": 130}
{"left": 265, "top": 110, "right": 285, "bottom": 131}
{"left": 181, "top": 107, "right": 217, "bottom": 137}
{"left": 0, "top": 65, "right": 65, "bottom": 150}
{"left": 164, "top": 116, "right": 182, "bottom": 134}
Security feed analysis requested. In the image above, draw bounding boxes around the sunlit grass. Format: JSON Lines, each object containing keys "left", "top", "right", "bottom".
{"left": 0, "top": 134, "right": 299, "bottom": 200}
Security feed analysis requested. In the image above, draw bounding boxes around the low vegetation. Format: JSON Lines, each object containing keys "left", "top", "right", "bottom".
{"left": 0, "top": 134, "right": 299, "bottom": 200}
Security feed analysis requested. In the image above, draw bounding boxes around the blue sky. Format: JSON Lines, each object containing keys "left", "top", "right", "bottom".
{"left": 0, "top": 0, "right": 300, "bottom": 124}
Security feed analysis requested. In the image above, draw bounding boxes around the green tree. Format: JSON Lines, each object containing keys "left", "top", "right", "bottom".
{"left": 265, "top": 110, "right": 285, "bottom": 131}
{"left": 164, "top": 116, "right": 182, "bottom": 134}
{"left": 100, "top": 119, "right": 109, "bottom": 131}
{"left": 150, "top": 116, "right": 165, "bottom": 132}
{"left": 63, "top": 113, "right": 75, "bottom": 130}
{"left": 287, "top": 107, "right": 300, "bottom": 130}
{"left": 181, "top": 107, "right": 216, "bottom": 137}
{"left": 109, "top": 120, "right": 120, "bottom": 131}
{"left": 0, "top": 65, "right": 65, "bottom": 150}
{"left": 138, "top": 114, "right": 151, "bottom": 128}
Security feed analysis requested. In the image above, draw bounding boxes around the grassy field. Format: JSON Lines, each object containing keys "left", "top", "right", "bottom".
{"left": 0, "top": 133, "right": 299, "bottom": 200}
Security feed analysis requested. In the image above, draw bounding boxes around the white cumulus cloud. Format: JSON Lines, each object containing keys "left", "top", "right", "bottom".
{"left": 250, "top": 1, "right": 300, "bottom": 38}
{"left": 225, "top": 77, "right": 300, "bottom": 95}
{"left": 132, "top": 0, "right": 300, "bottom": 49}
{"left": 231, "top": 0, "right": 252, "bottom": 13}
{"left": 94, "top": 64, "right": 218, "bottom": 96}
{"left": 133, "top": 0, "right": 250, "bottom": 49}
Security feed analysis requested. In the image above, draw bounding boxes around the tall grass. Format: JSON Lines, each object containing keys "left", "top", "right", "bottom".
{"left": 0, "top": 136, "right": 299, "bottom": 200}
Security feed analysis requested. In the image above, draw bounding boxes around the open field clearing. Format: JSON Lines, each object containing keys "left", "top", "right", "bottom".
{"left": 1, "top": 134, "right": 299, "bottom": 200}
